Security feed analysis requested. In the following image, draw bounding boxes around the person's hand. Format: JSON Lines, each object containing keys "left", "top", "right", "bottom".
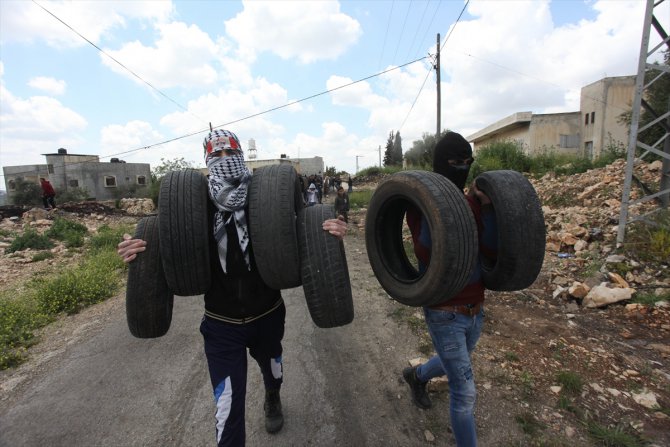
{"left": 117, "top": 233, "right": 147, "bottom": 263}
{"left": 322, "top": 217, "right": 347, "bottom": 240}
{"left": 469, "top": 182, "right": 492, "bottom": 205}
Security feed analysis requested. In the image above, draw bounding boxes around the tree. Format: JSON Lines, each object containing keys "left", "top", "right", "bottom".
{"left": 404, "top": 131, "right": 447, "bottom": 168}
{"left": 10, "top": 178, "right": 42, "bottom": 206}
{"left": 383, "top": 131, "right": 395, "bottom": 167}
{"left": 149, "top": 157, "right": 197, "bottom": 205}
{"left": 383, "top": 131, "right": 403, "bottom": 167}
{"left": 392, "top": 131, "right": 403, "bottom": 165}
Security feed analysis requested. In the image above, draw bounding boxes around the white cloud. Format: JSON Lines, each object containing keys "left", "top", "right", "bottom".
{"left": 0, "top": 0, "right": 173, "bottom": 48}
{"left": 102, "top": 21, "right": 219, "bottom": 89}
{"left": 28, "top": 76, "right": 66, "bottom": 95}
{"left": 225, "top": 0, "right": 361, "bottom": 63}
{"left": 0, "top": 84, "right": 87, "bottom": 168}
{"left": 100, "top": 120, "right": 164, "bottom": 156}
{"left": 405, "top": 0, "right": 648, "bottom": 138}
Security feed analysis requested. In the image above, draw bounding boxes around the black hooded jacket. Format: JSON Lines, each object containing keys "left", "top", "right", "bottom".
{"left": 203, "top": 210, "right": 282, "bottom": 324}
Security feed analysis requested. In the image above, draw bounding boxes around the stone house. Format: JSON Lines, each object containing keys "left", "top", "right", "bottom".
{"left": 3, "top": 148, "right": 152, "bottom": 202}
{"left": 467, "top": 75, "right": 635, "bottom": 159}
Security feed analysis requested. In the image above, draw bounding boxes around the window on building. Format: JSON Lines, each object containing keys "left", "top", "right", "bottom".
{"left": 590, "top": 111, "right": 595, "bottom": 124}
{"left": 8, "top": 180, "right": 16, "bottom": 191}
{"left": 104, "top": 176, "right": 117, "bottom": 187}
{"left": 48, "top": 164, "right": 54, "bottom": 174}
{"left": 584, "top": 113, "right": 589, "bottom": 125}
{"left": 560, "top": 134, "right": 579, "bottom": 148}
{"left": 69, "top": 179, "right": 79, "bottom": 188}
{"left": 136, "top": 175, "right": 147, "bottom": 186}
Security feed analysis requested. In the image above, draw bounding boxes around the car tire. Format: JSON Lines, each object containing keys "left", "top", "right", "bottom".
{"left": 365, "top": 170, "right": 477, "bottom": 307}
{"left": 297, "top": 204, "right": 354, "bottom": 328}
{"left": 158, "top": 169, "right": 211, "bottom": 296}
{"left": 248, "top": 164, "right": 303, "bottom": 289}
{"left": 126, "top": 215, "right": 174, "bottom": 338}
{"left": 474, "top": 170, "right": 545, "bottom": 291}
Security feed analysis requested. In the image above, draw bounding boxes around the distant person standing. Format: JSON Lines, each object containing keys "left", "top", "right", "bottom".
{"left": 40, "top": 178, "right": 56, "bottom": 209}
{"left": 348, "top": 175, "right": 353, "bottom": 194}
{"left": 334, "top": 186, "right": 349, "bottom": 223}
{"left": 305, "top": 183, "right": 318, "bottom": 207}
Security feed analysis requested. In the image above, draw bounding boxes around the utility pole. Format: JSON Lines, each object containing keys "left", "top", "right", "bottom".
{"left": 436, "top": 33, "right": 441, "bottom": 138}
{"left": 616, "top": 0, "right": 669, "bottom": 245}
{"left": 355, "top": 155, "right": 363, "bottom": 174}
{"left": 378, "top": 145, "right": 382, "bottom": 167}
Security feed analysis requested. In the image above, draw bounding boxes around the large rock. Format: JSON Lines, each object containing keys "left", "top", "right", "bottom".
{"left": 118, "top": 198, "right": 155, "bottom": 215}
{"left": 583, "top": 284, "right": 635, "bottom": 308}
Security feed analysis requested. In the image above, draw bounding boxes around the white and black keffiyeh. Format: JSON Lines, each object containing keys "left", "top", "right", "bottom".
{"left": 207, "top": 153, "right": 252, "bottom": 273}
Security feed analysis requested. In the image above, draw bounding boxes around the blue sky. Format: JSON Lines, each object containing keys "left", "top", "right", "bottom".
{"left": 0, "top": 0, "right": 663, "bottom": 190}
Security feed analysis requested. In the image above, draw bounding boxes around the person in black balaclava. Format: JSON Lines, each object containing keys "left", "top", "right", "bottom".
{"left": 403, "top": 131, "right": 497, "bottom": 447}
{"left": 432, "top": 131, "right": 474, "bottom": 191}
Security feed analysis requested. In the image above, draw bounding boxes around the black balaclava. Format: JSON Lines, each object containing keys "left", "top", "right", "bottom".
{"left": 433, "top": 131, "right": 473, "bottom": 191}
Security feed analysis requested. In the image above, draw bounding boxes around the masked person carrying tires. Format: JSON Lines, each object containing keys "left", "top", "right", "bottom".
{"left": 402, "top": 132, "right": 497, "bottom": 447}
{"left": 117, "top": 129, "right": 347, "bottom": 447}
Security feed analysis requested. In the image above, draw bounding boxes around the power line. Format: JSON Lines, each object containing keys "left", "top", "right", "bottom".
{"left": 1, "top": 56, "right": 431, "bottom": 179}
{"left": 391, "top": 0, "right": 413, "bottom": 66}
{"left": 398, "top": 0, "right": 469, "bottom": 133}
{"left": 404, "top": 0, "right": 431, "bottom": 62}
{"left": 31, "top": 0, "right": 205, "bottom": 124}
{"left": 377, "top": 0, "right": 395, "bottom": 71}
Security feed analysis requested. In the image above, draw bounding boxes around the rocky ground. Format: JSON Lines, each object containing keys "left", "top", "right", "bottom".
{"left": 1, "top": 160, "right": 669, "bottom": 445}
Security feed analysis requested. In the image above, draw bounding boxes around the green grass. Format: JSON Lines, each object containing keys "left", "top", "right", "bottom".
{"left": 46, "top": 217, "right": 88, "bottom": 248}
{"left": 0, "top": 291, "right": 52, "bottom": 369}
{"left": 6, "top": 227, "right": 54, "bottom": 253}
{"left": 33, "top": 250, "right": 124, "bottom": 315}
{"left": 89, "top": 224, "right": 134, "bottom": 250}
{"left": 632, "top": 291, "right": 670, "bottom": 306}
{"left": 31, "top": 251, "right": 54, "bottom": 262}
{"left": 556, "top": 370, "right": 583, "bottom": 395}
{"left": 586, "top": 421, "right": 647, "bottom": 447}
{"left": 0, "top": 223, "right": 132, "bottom": 370}
{"left": 514, "top": 411, "right": 546, "bottom": 436}
{"left": 348, "top": 190, "right": 373, "bottom": 209}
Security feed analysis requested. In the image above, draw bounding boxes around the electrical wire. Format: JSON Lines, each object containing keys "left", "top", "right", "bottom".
{"left": 377, "top": 0, "right": 395, "bottom": 71}
{"left": 31, "top": 0, "right": 205, "bottom": 124}
{"left": 391, "top": 0, "right": 413, "bottom": 66}
{"left": 1, "top": 56, "right": 431, "bottom": 178}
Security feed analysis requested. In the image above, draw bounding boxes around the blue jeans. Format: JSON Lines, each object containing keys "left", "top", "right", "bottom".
{"left": 416, "top": 306, "right": 484, "bottom": 447}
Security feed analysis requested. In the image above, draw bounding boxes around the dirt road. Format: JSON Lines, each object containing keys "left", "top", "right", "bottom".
{"left": 3, "top": 216, "right": 666, "bottom": 446}
{"left": 0, "top": 231, "right": 487, "bottom": 447}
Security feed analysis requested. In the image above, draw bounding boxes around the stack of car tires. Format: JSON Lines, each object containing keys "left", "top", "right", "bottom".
{"left": 126, "top": 165, "right": 354, "bottom": 338}
{"left": 364, "top": 170, "right": 545, "bottom": 307}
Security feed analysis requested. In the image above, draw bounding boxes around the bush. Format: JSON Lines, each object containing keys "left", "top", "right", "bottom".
{"left": 34, "top": 250, "right": 123, "bottom": 315}
{"left": 623, "top": 211, "right": 670, "bottom": 263}
{"left": 57, "top": 187, "right": 91, "bottom": 203}
{"left": 357, "top": 165, "right": 403, "bottom": 177}
{"left": 470, "top": 141, "right": 530, "bottom": 180}
{"left": 46, "top": 217, "right": 88, "bottom": 248}
{"left": 9, "top": 178, "right": 43, "bottom": 207}
{"left": 90, "top": 224, "right": 133, "bottom": 251}
{"left": 6, "top": 227, "right": 54, "bottom": 253}
{"left": 32, "top": 251, "right": 54, "bottom": 262}
{"left": 0, "top": 292, "right": 51, "bottom": 369}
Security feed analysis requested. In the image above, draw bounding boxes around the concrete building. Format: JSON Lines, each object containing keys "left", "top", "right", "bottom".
{"left": 467, "top": 76, "right": 635, "bottom": 159}
{"left": 3, "top": 148, "right": 152, "bottom": 202}
{"left": 198, "top": 155, "right": 325, "bottom": 178}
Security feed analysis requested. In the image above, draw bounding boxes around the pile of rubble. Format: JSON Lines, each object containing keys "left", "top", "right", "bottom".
{"left": 531, "top": 158, "right": 668, "bottom": 308}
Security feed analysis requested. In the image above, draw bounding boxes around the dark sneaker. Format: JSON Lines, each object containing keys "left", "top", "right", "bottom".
{"left": 264, "top": 389, "right": 284, "bottom": 433}
{"left": 403, "top": 367, "right": 432, "bottom": 409}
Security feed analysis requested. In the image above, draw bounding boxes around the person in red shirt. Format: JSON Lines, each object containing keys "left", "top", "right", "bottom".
{"left": 402, "top": 132, "right": 497, "bottom": 447}
{"left": 40, "top": 178, "right": 56, "bottom": 209}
